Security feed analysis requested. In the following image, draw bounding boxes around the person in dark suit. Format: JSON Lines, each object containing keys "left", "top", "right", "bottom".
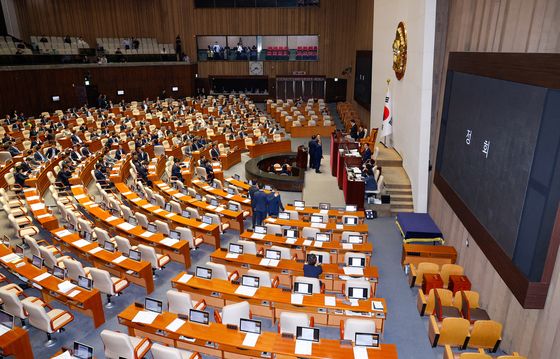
{"left": 19, "top": 158, "right": 33, "bottom": 173}
{"left": 171, "top": 158, "right": 183, "bottom": 182}
{"left": 14, "top": 166, "right": 29, "bottom": 188}
{"left": 69, "top": 145, "right": 83, "bottom": 163}
{"left": 114, "top": 145, "right": 124, "bottom": 160}
{"left": 7, "top": 143, "right": 21, "bottom": 157}
{"left": 135, "top": 160, "right": 152, "bottom": 186}
{"left": 357, "top": 125, "right": 366, "bottom": 140}
{"left": 56, "top": 164, "right": 72, "bottom": 188}
{"left": 137, "top": 148, "right": 149, "bottom": 162}
{"left": 251, "top": 184, "right": 268, "bottom": 226}
{"left": 210, "top": 144, "right": 220, "bottom": 160}
{"left": 315, "top": 135, "right": 323, "bottom": 173}
{"left": 94, "top": 163, "right": 112, "bottom": 187}
{"left": 80, "top": 145, "right": 91, "bottom": 157}
{"left": 362, "top": 143, "right": 372, "bottom": 163}
{"left": 308, "top": 135, "right": 317, "bottom": 170}
{"left": 303, "top": 254, "right": 323, "bottom": 278}
{"left": 45, "top": 143, "right": 59, "bottom": 159}
{"left": 266, "top": 191, "right": 284, "bottom": 217}
{"left": 350, "top": 119, "right": 358, "bottom": 140}
{"left": 33, "top": 145, "right": 46, "bottom": 162}
{"left": 70, "top": 134, "right": 83, "bottom": 144}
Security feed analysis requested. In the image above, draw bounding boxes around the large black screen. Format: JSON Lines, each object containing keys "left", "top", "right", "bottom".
{"left": 436, "top": 72, "right": 547, "bottom": 265}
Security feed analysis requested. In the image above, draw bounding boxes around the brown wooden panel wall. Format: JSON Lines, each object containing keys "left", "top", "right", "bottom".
{"left": 0, "top": 64, "right": 197, "bottom": 116}
{"left": 428, "top": 0, "right": 560, "bottom": 358}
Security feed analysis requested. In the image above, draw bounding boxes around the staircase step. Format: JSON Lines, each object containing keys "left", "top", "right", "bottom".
{"left": 390, "top": 194, "right": 413, "bottom": 201}
{"left": 375, "top": 159, "right": 403, "bottom": 167}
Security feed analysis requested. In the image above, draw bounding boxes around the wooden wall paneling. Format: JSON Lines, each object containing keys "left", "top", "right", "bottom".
{"left": 429, "top": 1, "right": 560, "bottom": 354}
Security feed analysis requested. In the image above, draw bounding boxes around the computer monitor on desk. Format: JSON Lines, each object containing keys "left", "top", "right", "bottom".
{"left": 241, "top": 275, "right": 260, "bottom": 288}
{"left": 294, "top": 200, "right": 305, "bottom": 208}
{"left": 254, "top": 225, "right": 266, "bottom": 234}
{"left": 240, "top": 318, "right": 261, "bottom": 334}
{"left": 31, "top": 255, "right": 43, "bottom": 269}
{"left": 344, "top": 216, "right": 358, "bottom": 225}
{"left": 348, "top": 287, "right": 369, "bottom": 300}
{"left": 345, "top": 205, "right": 357, "bottom": 212}
{"left": 147, "top": 223, "right": 158, "bottom": 232}
{"left": 72, "top": 342, "right": 94, "bottom": 359}
{"left": 294, "top": 282, "right": 313, "bottom": 295}
{"left": 78, "top": 275, "right": 93, "bottom": 291}
{"left": 296, "top": 326, "right": 320, "bottom": 342}
{"left": 53, "top": 265, "right": 67, "bottom": 280}
{"left": 265, "top": 249, "right": 281, "bottom": 260}
{"left": 195, "top": 266, "right": 212, "bottom": 279}
{"left": 310, "top": 215, "right": 323, "bottom": 223}
{"left": 145, "top": 297, "right": 163, "bottom": 314}
{"left": 355, "top": 333, "right": 380, "bottom": 348}
{"left": 169, "top": 230, "right": 180, "bottom": 240}
{"left": 278, "top": 212, "right": 290, "bottom": 220}
{"left": 284, "top": 228, "right": 298, "bottom": 238}
{"left": 189, "top": 309, "right": 209, "bottom": 325}
{"left": 319, "top": 203, "right": 330, "bottom": 210}
{"left": 229, "top": 243, "right": 244, "bottom": 254}
{"left": 315, "top": 232, "right": 331, "bottom": 242}
{"left": 129, "top": 249, "right": 141, "bottom": 261}
{"left": 347, "top": 235, "right": 364, "bottom": 244}
{"left": 348, "top": 256, "right": 366, "bottom": 268}
{"left": 0, "top": 309, "right": 14, "bottom": 331}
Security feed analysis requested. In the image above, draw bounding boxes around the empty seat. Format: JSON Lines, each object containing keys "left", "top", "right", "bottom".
{"left": 293, "top": 276, "right": 323, "bottom": 294}
{"left": 100, "top": 329, "right": 152, "bottom": 359}
{"left": 23, "top": 301, "right": 74, "bottom": 347}
{"left": 166, "top": 290, "right": 206, "bottom": 316}
{"left": 89, "top": 268, "right": 129, "bottom": 308}
{"left": 339, "top": 318, "right": 376, "bottom": 341}
{"left": 278, "top": 311, "right": 313, "bottom": 335}
{"left": 138, "top": 244, "right": 170, "bottom": 276}
{"left": 214, "top": 301, "right": 251, "bottom": 326}
{"left": 429, "top": 316, "right": 470, "bottom": 348}
{"left": 151, "top": 343, "right": 201, "bottom": 359}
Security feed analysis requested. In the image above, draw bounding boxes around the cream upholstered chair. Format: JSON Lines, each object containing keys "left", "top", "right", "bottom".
{"left": 206, "top": 213, "right": 229, "bottom": 233}
{"left": 270, "top": 245, "right": 293, "bottom": 260}
{"left": 301, "top": 227, "right": 320, "bottom": 239}
{"left": 247, "top": 269, "right": 279, "bottom": 288}
{"left": 214, "top": 301, "right": 251, "bottom": 326}
{"left": 89, "top": 268, "right": 129, "bottom": 308}
{"left": 0, "top": 287, "right": 45, "bottom": 327}
{"left": 341, "top": 231, "right": 362, "bottom": 243}
{"left": 340, "top": 318, "right": 376, "bottom": 341}
{"left": 22, "top": 301, "right": 74, "bottom": 347}
{"left": 278, "top": 311, "right": 313, "bottom": 335}
{"left": 114, "top": 235, "right": 137, "bottom": 254}
{"left": 94, "top": 227, "right": 114, "bottom": 247}
{"left": 185, "top": 207, "right": 200, "bottom": 220}
{"left": 294, "top": 276, "right": 323, "bottom": 294}
{"left": 155, "top": 220, "right": 170, "bottom": 236}
{"left": 343, "top": 279, "right": 372, "bottom": 300}
{"left": 100, "top": 329, "right": 152, "bottom": 359}
{"left": 151, "top": 343, "right": 201, "bottom": 359}
{"left": 237, "top": 240, "right": 257, "bottom": 255}
{"left": 62, "top": 257, "right": 91, "bottom": 282}
{"left": 138, "top": 244, "right": 170, "bottom": 277}
{"left": 176, "top": 227, "right": 203, "bottom": 249}
{"left": 134, "top": 212, "right": 149, "bottom": 228}
{"left": 25, "top": 235, "right": 59, "bottom": 259}
{"left": 166, "top": 290, "right": 206, "bottom": 316}
{"left": 265, "top": 223, "right": 282, "bottom": 235}
{"left": 205, "top": 262, "right": 239, "bottom": 282}
{"left": 39, "top": 246, "right": 70, "bottom": 269}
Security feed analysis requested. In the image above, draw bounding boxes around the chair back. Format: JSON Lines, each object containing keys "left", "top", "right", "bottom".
{"left": 24, "top": 235, "right": 41, "bottom": 258}
{"left": 63, "top": 258, "right": 88, "bottom": 282}
{"left": 294, "top": 276, "right": 321, "bottom": 294}
{"left": 205, "top": 262, "right": 228, "bottom": 280}
{"left": 221, "top": 301, "right": 250, "bottom": 325}
{"left": 39, "top": 246, "right": 58, "bottom": 269}
{"left": 343, "top": 318, "right": 376, "bottom": 341}
{"left": 308, "top": 250, "right": 330, "bottom": 264}
{"left": 22, "top": 301, "right": 51, "bottom": 332}
{"left": 440, "top": 264, "right": 464, "bottom": 287}
{"left": 0, "top": 288, "right": 26, "bottom": 318}
{"left": 301, "top": 227, "right": 320, "bottom": 239}
{"left": 89, "top": 268, "right": 115, "bottom": 295}
{"left": 166, "top": 290, "right": 193, "bottom": 316}
{"left": 468, "top": 320, "right": 502, "bottom": 350}
{"left": 270, "top": 245, "right": 292, "bottom": 260}
{"left": 114, "top": 236, "right": 132, "bottom": 253}
{"left": 265, "top": 223, "right": 282, "bottom": 235}
{"left": 439, "top": 317, "right": 470, "bottom": 347}
{"left": 344, "top": 252, "right": 367, "bottom": 267}
{"left": 151, "top": 343, "right": 187, "bottom": 359}
{"left": 344, "top": 278, "right": 370, "bottom": 299}
{"left": 237, "top": 240, "right": 257, "bottom": 255}
{"left": 415, "top": 262, "right": 440, "bottom": 286}
{"left": 279, "top": 311, "right": 309, "bottom": 335}
{"left": 155, "top": 220, "right": 170, "bottom": 235}
{"left": 138, "top": 244, "right": 159, "bottom": 269}
{"left": 246, "top": 269, "right": 272, "bottom": 287}
{"left": 101, "top": 330, "right": 135, "bottom": 358}
{"left": 94, "top": 228, "right": 111, "bottom": 246}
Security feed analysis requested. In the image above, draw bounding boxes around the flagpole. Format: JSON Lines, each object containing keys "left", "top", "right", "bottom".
{"left": 382, "top": 78, "right": 391, "bottom": 147}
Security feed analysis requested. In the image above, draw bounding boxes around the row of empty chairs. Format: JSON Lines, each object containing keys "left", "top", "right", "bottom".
{"left": 96, "top": 37, "right": 175, "bottom": 55}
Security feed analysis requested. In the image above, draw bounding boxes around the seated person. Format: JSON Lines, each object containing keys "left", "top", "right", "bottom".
{"left": 171, "top": 158, "right": 183, "bottom": 182}
{"left": 56, "top": 164, "right": 72, "bottom": 188}
{"left": 13, "top": 165, "right": 29, "bottom": 188}
{"left": 210, "top": 144, "right": 220, "bottom": 160}
{"left": 303, "top": 254, "right": 323, "bottom": 278}
{"left": 94, "top": 163, "right": 112, "bottom": 186}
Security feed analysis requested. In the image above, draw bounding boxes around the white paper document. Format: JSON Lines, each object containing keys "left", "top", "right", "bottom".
{"left": 198, "top": 223, "right": 209, "bottom": 229}
{"left": 206, "top": 205, "right": 216, "bottom": 210}
{"left": 51, "top": 351, "right": 72, "bottom": 359}
{"left": 251, "top": 233, "right": 265, "bottom": 240}
{"left": 1, "top": 253, "right": 20, "bottom": 263}
{"left": 225, "top": 253, "right": 239, "bottom": 259}
{"left": 160, "top": 238, "right": 180, "bottom": 247}
{"left": 34, "top": 272, "right": 52, "bottom": 282}
{"left": 55, "top": 229, "right": 73, "bottom": 237}
{"left": 353, "top": 346, "right": 369, "bottom": 359}
{"left": 58, "top": 281, "right": 77, "bottom": 294}
{"left": 313, "top": 241, "right": 323, "bottom": 248}
{"left": 336, "top": 224, "right": 344, "bottom": 229}
{"left": 324, "top": 296, "right": 337, "bottom": 306}
{"left": 105, "top": 216, "right": 118, "bottom": 223}
{"left": 88, "top": 247, "right": 102, "bottom": 254}
{"left": 153, "top": 208, "right": 164, "bottom": 214}
{"left": 132, "top": 310, "right": 159, "bottom": 324}
{"left": 285, "top": 238, "right": 297, "bottom": 244}
{"left": 320, "top": 209, "right": 329, "bottom": 214}
{"left": 131, "top": 197, "right": 141, "bottom": 202}
{"left": 349, "top": 299, "right": 359, "bottom": 307}
{"left": 74, "top": 194, "right": 87, "bottom": 200}
{"left": 140, "top": 231, "right": 154, "bottom": 238}
{"left": 242, "top": 333, "right": 260, "bottom": 347}
{"left": 295, "top": 207, "right": 304, "bottom": 211}
{"left": 117, "top": 222, "right": 136, "bottom": 231}
{"left": 112, "top": 256, "right": 127, "bottom": 264}
{"left": 166, "top": 318, "right": 186, "bottom": 332}
{"left": 235, "top": 285, "right": 258, "bottom": 297}
{"left": 311, "top": 223, "right": 326, "bottom": 229}
{"left": 291, "top": 293, "right": 304, "bottom": 305}
{"left": 30, "top": 203, "right": 45, "bottom": 211}
{"left": 27, "top": 195, "right": 40, "bottom": 201}
{"left": 343, "top": 267, "right": 364, "bottom": 276}
{"left": 178, "top": 274, "right": 193, "bottom": 283}
{"left": 165, "top": 213, "right": 175, "bottom": 218}
{"left": 302, "top": 240, "right": 312, "bottom": 246}
{"left": 68, "top": 289, "right": 81, "bottom": 298}
{"left": 72, "top": 239, "right": 90, "bottom": 248}
{"left": 342, "top": 243, "right": 354, "bottom": 250}
{"left": 372, "top": 301, "right": 384, "bottom": 311}
{"left": 294, "top": 340, "right": 312, "bottom": 355}
{"left": 36, "top": 213, "right": 52, "bottom": 219}
{"left": 267, "top": 218, "right": 277, "bottom": 223}
{"left": 259, "top": 258, "right": 279, "bottom": 267}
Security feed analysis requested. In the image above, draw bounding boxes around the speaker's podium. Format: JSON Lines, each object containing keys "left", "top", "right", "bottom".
{"left": 296, "top": 145, "right": 308, "bottom": 170}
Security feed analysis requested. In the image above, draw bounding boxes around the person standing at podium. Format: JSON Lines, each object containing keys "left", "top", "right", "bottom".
{"left": 308, "top": 135, "right": 318, "bottom": 171}
{"left": 315, "top": 134, "right": 323, "bottom": 173}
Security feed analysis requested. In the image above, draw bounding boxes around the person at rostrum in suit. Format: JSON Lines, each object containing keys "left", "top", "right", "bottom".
{"left": 308, "top": 135, "right": 317, "bottom": 171}
{"left": 171, "top": 157, "right": 184, "bottom": 182}
{"left": 251, "top": 183, "right": 268, "bottom": 227}
{"left": 362, "top": 143, "right": 372, "bottom": 163}
{"left": 267, "top": 190, "right": 284, "bottom": 217}
{"left": 349, "top": 119, "right": 358, "bottom": 140}
{"left": 315, "top": 134, "right": 323, "bottom": 173}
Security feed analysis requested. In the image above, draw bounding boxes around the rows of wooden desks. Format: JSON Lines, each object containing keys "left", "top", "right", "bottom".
{"left": 118, "top": 304, "right": 398, "bottom": 359}
{"left": 210, "top": 248, "right": 378, "bottom": 294}
{"left": 263, "top": 217, "right": 369, "bottom": 239}
{"left": 0, "top": 244, "right": 106, "bottom": 328}
{"left": 51, "top": 228, "right": 155, "bottom": 294}
{"left": 247, "top": 140, "right": 292, "bottom": 158}
{"left": 240, "top": 231, "right": 372, "bottom": 264}
{"left": 192, "top": 179, "right": 253, "bottom": 213}
{"left": 171, "top": 273, "right": 387, "bottom": 332}
{"left": 284, "top": 204, "right": 366, "bottom": 222}
{"left": 114, "top": 182, "right": 221, "bottom": 249}
{"left": 71, "top": 185, "right": 192, "bottom": 268}
{"left": 154, "top": 180, "right": 245, "bottom": 232}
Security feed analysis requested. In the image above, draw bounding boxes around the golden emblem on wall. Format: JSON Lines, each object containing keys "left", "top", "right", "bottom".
{"left": 392, "top": 22, "right": 407, "bottom": 80}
